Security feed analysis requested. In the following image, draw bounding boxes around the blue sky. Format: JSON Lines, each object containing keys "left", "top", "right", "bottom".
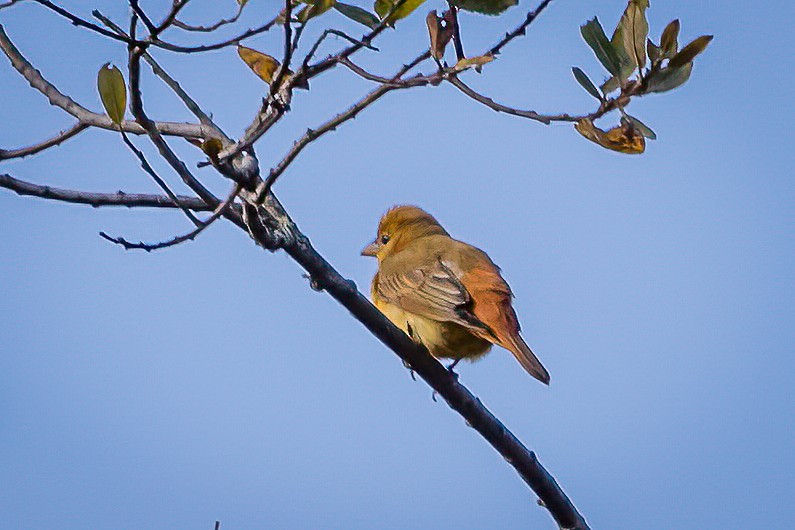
{"left": 1, "top": 1, "right": 793, "bottom": 529}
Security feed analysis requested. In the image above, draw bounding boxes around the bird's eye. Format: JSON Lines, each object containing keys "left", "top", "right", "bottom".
{"left": 381, "top": 234, "right": 390, "bottom": 244}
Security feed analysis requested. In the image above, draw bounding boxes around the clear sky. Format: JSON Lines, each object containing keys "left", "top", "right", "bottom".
{"left": 1, "top": 1, "right": 793, "bottom": 529}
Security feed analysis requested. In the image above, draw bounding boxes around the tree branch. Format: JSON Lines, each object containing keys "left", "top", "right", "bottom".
{"left": 119, "top": 130, "right": 202, "bottom": 226}
{"left": 0, "top": 122, "right": 88, "bottom": 160}
{"left": 172, "top": 2, "right": 244, "bottom": 33}
{"left": 242, "top": 195, "right": 591, "bottom": 530}
{"left": 99, "top": 183, "right": 242, "bottom": 251}
{"left": 0, "top": 25, "right": 207, "bottom": 139}
{"left": 489, "top": 0, "right": 554, "bottom": 57}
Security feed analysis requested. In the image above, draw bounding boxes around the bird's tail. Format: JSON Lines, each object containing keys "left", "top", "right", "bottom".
{"left": 505, "top": 335, "right": 550, "bottom": 385}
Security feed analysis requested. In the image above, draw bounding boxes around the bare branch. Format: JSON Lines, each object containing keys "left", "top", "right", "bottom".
{"left": 28, "top": 0, "right": 133, "bottom": 44}
{"left": 99, "top": 183, "right": 241, "bottom": 251}
{"left": 270, "top": 0, "right": 294, "bottom": 98}
{"left": 119, "top": 130, "right": 202, "bottom": 226}
{"left": 150, "top": 16, "right": 278, "bottom": 54}
{"left": 489, "top": 0, "right": 554, "bottom": 57}
{"left": 0, "top": 25, "right": 207, "bottom": 139}
{"left": 448, "top": 76, "right": 626, "bottom": 125}
{"left": 126, "top": 44, "right": 220, "bottom": 206}
{"left": 243, "top": 195, "right": 591, "bottom": 530}
{"left": 301, "top": 29, "right": 379, "bottom": 71}
{"left": 128, "top": 0, "right": 157, "bottom": 35}
{"left": 173, "top": 2, "right": 244, "bottom": 33}
{"left": 0, "top": 122, "right": 88, "bottom": 160}
{"left": 0, "top": 173, "right": 208, "bottom": 210}
{"left": 94, "top": 12, "right": 230, "bottom": 144}
{"left": 0, "top": 0, "right": 24, "bottom": 10}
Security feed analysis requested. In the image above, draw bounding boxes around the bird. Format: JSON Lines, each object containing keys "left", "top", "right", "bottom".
{"left": 362, "top": 205, "right": 550, "bottom": 384}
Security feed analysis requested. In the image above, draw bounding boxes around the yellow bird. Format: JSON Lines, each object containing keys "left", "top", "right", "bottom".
{"left": 362, "top": 205, "right": 550, "bottom": 384}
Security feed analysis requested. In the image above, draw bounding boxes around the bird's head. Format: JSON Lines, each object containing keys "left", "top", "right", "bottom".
{"left": 361, "top": 205, "right": 449, "bottom": 261}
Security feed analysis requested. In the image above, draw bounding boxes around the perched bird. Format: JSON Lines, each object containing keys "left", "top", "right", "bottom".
{"left": 362, "top": 205, "right": 550, "bottom": 384}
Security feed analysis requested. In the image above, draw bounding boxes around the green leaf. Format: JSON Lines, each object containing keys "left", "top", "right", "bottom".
{"left": 451, "top": 0, "right": 518, "bottom": 15}
{"left": 601, "top": 75, "right": 621, "bottom": 94}
{"left": 572, "top": 67, "right": 602, "bottom": 100}
{"left": 298, "top": 0, "right": 335, "bottom": 22}
{"left": 669, "top": 35, "right": 713, "bottom": 68}
{"left": 645, "top": 62, "right": 693, "bottom": 93}
{"left": 580, "top": 17, "right": 621, "bottom": 76}
{"left": 647, "top": 39, "right": 661, "bottom": 65}
{"left": 660, "top": 19, "right": 680, "bottom": 59}
{"left": 97, "top": 63, "right": 126, "bottom": 125}
{"left": 334, "top": 2, "right": 380, "bottom": 28}
{"left": 615, "top": 0, "right": 649, "bottom": 71}
{"left": 625, "top": 114, "right": 656, "bottom": 139}
{"left": 374, "top": 0, "right": 426, "bottom": 23}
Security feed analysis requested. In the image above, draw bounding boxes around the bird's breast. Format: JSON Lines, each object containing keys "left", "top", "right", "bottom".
{"left": 375, "top": 299, "right": 492, "bottom": 361}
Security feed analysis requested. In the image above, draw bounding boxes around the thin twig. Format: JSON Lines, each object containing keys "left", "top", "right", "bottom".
{"left": 119, "top": 130, "right": 202, "bottom": 226}
{"left": 128, "top": 0, "right": 157, "bottom": 35}
{"left": 0, "top": 0, "right": 23, "bottom": 9}
{"left": 489, "top": 0, "right": 554, "bottom": 57}
{"left": 173, "top": 3, "right": 244, "bottom": 33}
{"left": 269, "top": 0, "right": 294, "bottom": 98}
{"left": 126, "top": 42, "right": 219, "bottom": 205}
{"left": 99, "top": 183, "right": 241, "bottom": 251}
{"left": 0, "top": 123, "right": 88, "bottom": 160}
{"left": 152, "top": 16, "right": 278, "bottom": 53}
{"left": 28, "top": 0, "right": 133, "bottom": 44}
{"left": 301, "top": 29, "right": 379, "bottom": 72}
{"left": 94, "top": 12, "right": 230, "bottom": 144}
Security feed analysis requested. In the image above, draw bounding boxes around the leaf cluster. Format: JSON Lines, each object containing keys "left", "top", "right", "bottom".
{"left": 573, "top": 1, "right": 712, "bottom": 153}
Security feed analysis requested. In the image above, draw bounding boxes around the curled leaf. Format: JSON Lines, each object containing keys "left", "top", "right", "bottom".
{"left": 334, "top": 2, "right": 380, "bottom": 29}
{"left": 572, "top": 67, "right": 602, "bottom": 100}
{"left": 660, "top": 19, "right": 680, "bottom": 58}
{"left": 453, "top": 54, "right": 494, "bottom": 72}
{"left": 669, "top": 35, "right": 713, "bottom": 68}
{"left": 580, "top": 17, "right": 621, "bottom": 76}
{"left": 575, "top": 118, "right": 645, "bottom": 154}
{"left": 426, "top": 10, "right": 454, "bottom": 60}
{"left": 97, "top": 63, "right": 127, "bottom": 125}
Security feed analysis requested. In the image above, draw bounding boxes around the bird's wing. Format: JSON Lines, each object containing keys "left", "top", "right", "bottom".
{"left": 375, "top": 259, "right": 489, "bottom": 331}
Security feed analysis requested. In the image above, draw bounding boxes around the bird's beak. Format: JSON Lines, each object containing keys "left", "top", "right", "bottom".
{"left": 361, "top": 240, "right": 379, "bottom": 257}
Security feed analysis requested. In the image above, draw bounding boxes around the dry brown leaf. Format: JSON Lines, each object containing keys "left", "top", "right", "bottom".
{"left": 575, "top": 118, "right": 645, "bottom": 154}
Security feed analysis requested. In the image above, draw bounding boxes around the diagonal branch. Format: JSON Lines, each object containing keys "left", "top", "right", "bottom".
{"left": 119, "top": 130, "right": 202, "bottom": 226}
{"left": 489, "top": 0, "right": 554, "bottom": 57}
{"left": 0, "top": 122, "right": 88, "bottom": 160}
{"left": 243, "top": 195, "right": 591, "bottom": 530}
{"left": 126, "top": 43, "right": 219, "bottom": 206}
{"left": 93, "top": 12, "right": 230, "bottom": 144}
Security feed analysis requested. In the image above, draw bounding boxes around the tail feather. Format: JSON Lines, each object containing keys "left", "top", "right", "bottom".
{"left": 505, "top": 335, "right": 550, "bottom": 385}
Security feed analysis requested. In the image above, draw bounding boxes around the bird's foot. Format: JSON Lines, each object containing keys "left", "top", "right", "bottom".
{"left": 446, "top": 359, "right": 461, "bottom": 380}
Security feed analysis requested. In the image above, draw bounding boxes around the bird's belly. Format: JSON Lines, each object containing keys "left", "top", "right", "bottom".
{"left": 378, "top": 303, "right": 492, "bottom": 361}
